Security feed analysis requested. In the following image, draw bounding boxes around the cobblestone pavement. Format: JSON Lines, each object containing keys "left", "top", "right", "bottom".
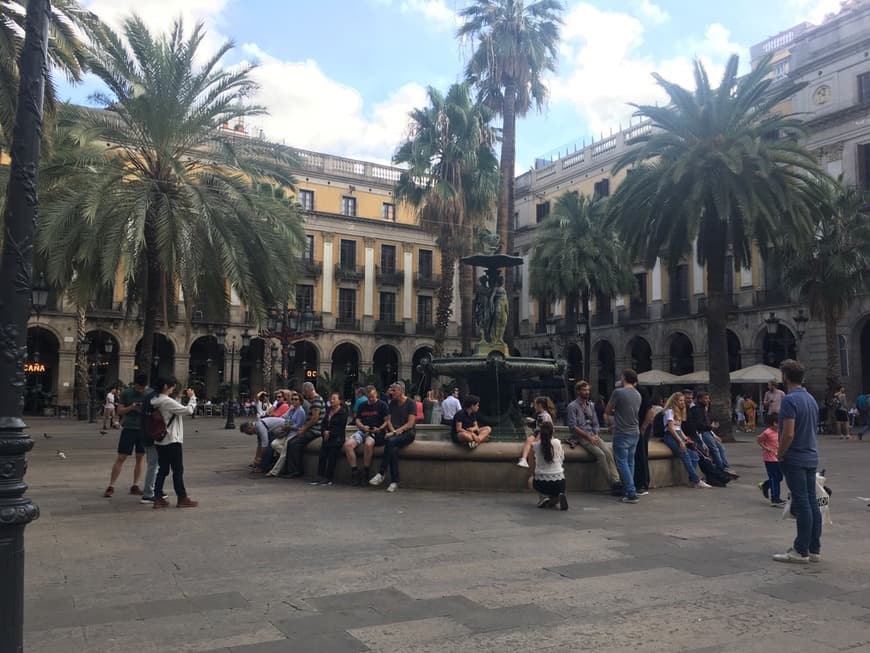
{"left": 20, "top": 417, "right": 870, "bottom": 652}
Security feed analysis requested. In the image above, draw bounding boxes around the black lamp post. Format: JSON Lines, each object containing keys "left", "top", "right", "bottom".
{"left": 794, "top": 308, "right": 809, "bottom": 359}
{"left": 577, "top": 317, "right": 590, "bottom": 382}
{"left": 0, "top": 3, "right": 49, "bottom": 647}
{"left": 222, "top": 329, "right": 250, "bottom": 429}
{"left": 265, "top": 305, "right": 318, "bottom": 388}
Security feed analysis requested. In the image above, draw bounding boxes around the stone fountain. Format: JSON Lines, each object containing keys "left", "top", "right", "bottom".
{"left": 418, "top": 251, "right": 565, "bottom": 439}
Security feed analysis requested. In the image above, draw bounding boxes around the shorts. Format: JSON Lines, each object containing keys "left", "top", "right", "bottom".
{"left": 348, "top": 431, "right": 367, "bottom": 446}
{"left": 117, "top": 429, "right": 145, "bottom": 455}
{"left": 367, "top": 431, "right": 386, "bottom": 447}
{"left": 835, "top": 409, "right": 848, "bottom": 422}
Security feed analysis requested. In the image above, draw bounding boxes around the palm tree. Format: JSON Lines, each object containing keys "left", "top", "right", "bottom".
{"left": 0, "top": 0, "right": 106, "bottom": 154}
{"left": 37, "top": 17, "right": 305, "bottom": 378}
{"left": 529, "top": 191, "right": 635, "bottom": 368}
{"left": 780, "top": 179, "right": 870, "bottom": 394}
{"left": 608, "top": 54, "right": 823, "bottom": 438}
{"left": 393, "top": 83, "right": 500, "bottom": 355}
{"left": 457, "top": 0, "right": 563, "bottom": 263}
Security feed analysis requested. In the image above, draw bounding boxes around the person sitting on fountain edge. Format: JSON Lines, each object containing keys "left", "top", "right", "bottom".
{"left": 451, "top": 394, "right": 492, "bottom": 449}
{"left": 343, "top": 386, "right": 389, "bottom": 485}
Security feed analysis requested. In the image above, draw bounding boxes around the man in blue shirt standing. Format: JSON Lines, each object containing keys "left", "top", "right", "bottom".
{"left": 774, "top": 359, "right": 822, "bottom": 564}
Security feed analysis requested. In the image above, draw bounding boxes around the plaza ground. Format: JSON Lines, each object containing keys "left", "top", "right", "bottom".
{"left": 20, "top": 417, "right": 870, "bottom": 653}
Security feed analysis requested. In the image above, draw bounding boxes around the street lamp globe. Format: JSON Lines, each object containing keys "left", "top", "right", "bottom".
{"left": 764, "top": 312, "right": 780, "bottom": 336}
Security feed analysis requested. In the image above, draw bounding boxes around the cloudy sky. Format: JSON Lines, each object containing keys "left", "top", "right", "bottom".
{"left": 62, "top": 0, "right": 845, "bottom": 170}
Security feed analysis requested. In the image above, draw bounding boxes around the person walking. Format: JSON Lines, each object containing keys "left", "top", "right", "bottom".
{"left": 605, "top": 369, "right": 643, "bottom": 504}
{"left": 150, "top": 376, "right": 198, "bottom": 509}
{"left": 773, "top": 359, "right": 822, "bottom": 564}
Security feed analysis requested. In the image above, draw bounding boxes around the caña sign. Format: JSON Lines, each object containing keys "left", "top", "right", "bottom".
{"left": 24, "top": 362, "right": 47, "bottom": 373}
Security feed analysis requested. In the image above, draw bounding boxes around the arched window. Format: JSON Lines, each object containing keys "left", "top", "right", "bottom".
{"left": 839, "top": 335, "right": 849, "bottom": 377}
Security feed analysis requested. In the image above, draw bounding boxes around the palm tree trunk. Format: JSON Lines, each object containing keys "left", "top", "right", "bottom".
{"left": 500, "top": 83, "right": 517, "bottom": 344}
{"left": 705, "top": 247, "right": 734, "bottom": 441}
{"left": 434, "top": 240, "right": 456, "bottom": 357}
{"left": 824, "top": 309, "right": 840, "bottom": 398}
{"left": 459, "top": 223, "right": 475, "bottom": 355}
{"left": 74, "top": 305, "right": 89, "bottom": 417}
{"left": 139, "top": 216, "right": 161, "bottom": 382}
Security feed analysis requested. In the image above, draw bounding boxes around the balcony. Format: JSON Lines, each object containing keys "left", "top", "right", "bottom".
{"left": 754, "top": 289, "right": 790, "bottom": 307}
{"left": 300, "top": 259, "right": 322, "bottom": 278}
{"left": 697, "top": 296, "right": 738, "bottom": 315}
{"left": 375, "top": 319, "right": 405, "bottom": 334}
{"left": 87, "top": 301, "right": 124, "bottom": 320}
{"left": 415, "top": 272, "right": 440, "bottom": 289}
{"left": 188, "top": 304, "right": 229, "bottom": 324}
{"left": 662, "top": 299, "right": 691, "bottom": 318}
{"left": 376, "top": 266, "right": 404, "bottom": 287}
{"left": 591, "top": 311, "right": 613, "bottom": 327}
{"left": 416, "top": 322, "right": 436, "bottom": 336}
{"left": 335, "top": 263, "right": 364, "bottom": 282}
{"left": 618, "top": 303, "right": 649, "bottom": 324}
{"left": 335, "top": 317, "right": 361, "bottom": 331}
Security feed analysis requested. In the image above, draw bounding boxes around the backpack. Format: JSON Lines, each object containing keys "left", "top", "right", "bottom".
{"left": 653, "top": 411, "right": 666, "bottom": 439}
{"left": 143, "top": 392, "right": 175, "bottom": 443}
{"left": 857, "top": 394, "right": 870, "bottom": 415}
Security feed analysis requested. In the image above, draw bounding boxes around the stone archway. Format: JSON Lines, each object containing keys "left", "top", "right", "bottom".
{"left": 135, "top": 333, "right": 175, "bottom": 383}
{"left": 373, "top": 345, "right": 400, "bottom": 392}
{"left": 628, "top": 337, "right": 652, "bottom": 373}
{"left": 762, "top": 324, "right": 796, "bottom": 368}
{"left": 667, "top": 333, "right": 694, "bottom": 375}
{"left": 726, "top": 329, "right": 742, "bottom": 372}
{"left": 85, "top": 329, "right": 121, "bottom": 403}
{"left": 564, "top": 343, "right": 583, "bottom": 385}
{"left": 289, "top": 340, "right": 320, "bottom": 390}
{"left": 25, "top": 326, "right": 60, "bottom": 415}
{"left": 331, "top": 342, "right": 361, "bottom": 401}
{"left": 188, "top": 335, "right": 224, "bottom": 401}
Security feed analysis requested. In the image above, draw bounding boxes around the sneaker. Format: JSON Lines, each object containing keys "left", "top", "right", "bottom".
{"left": 308, "top": 477, "right": 324, "bottom": 486}
{"left": 610, "top": 483, "right": 624, "bottom": 497}
{"left": 318, "top": 480, "right": 333, "bottom": 486}
{"left": 558, "top": 493, "right": 569, "bottom": 511}
{"left": 103, "top": 486, "right": 114, "bottom": 498}
{"left": 724, "top": 469, "right": 740, "bottom": 479}
{"left": 369, "top": 473, "right": 385, "bottom": 486}
{"left": 537, "top": 495, "right": 551, "bottom": 508}
{"left": 468, "top": 441, "right": 478, "bottom": 449}
{"left": 693, "top": 480, "right": 713, "bottom": 489}
{"left": 176, "top": 497, "right": 198, "bottom": 508}
{"left": 152, "top": 498, "right": 170, "bottom": 509}
{"left": 129, "top": 485, "right": 143, "bottom": 495}
{"left": 637, "top": 489, "right": 650, "bottom": 496}
{"left": 517, "top": 458, "right": 529, "bottom": 468}
{"left": 770, "top": 499, "right": 787, "bottom": 508}
{"left": 773, "top": 548, "right": 809, "bottom": 564}
{"left": 809, "top": 552, "right": 821, "bottom": 563}
{"left": 386, "top": 482, "right": 398, "bottom": 493}
{"left": 758, "top": 480, "right": 770, "bottom": 499}
{"left": 140, "top": 496, "right": 154, "bottom": 505}
{"left": 621, "top": 495, "right": 640, "bottom": 504}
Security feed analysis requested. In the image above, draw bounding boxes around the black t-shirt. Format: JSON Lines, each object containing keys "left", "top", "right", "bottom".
{"left": 452, "top": 409, "right": 476, "bottom": 435}
{"left": 389, "top": 397, "right": 416, "bottom": 432}
{"left": 356, "top": 400, "right": 389, "bottom": 429}
{"left": 119, "top": 386, "right": 147, "bottom": 432}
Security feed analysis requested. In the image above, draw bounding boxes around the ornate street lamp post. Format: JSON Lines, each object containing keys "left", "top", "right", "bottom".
{"left": 269, "top": 343, "right": 279, "bottom": 393}
{"left": 0, "top": 1, "right": 50, "bottom": 649}
{"left": 793, "top": 308, "right": 809, "bottom": 360}
{"left": 264, "top": 306, "right": 318, "bottom": 389}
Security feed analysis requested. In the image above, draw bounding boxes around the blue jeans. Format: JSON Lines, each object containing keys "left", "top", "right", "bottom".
{"left": 662, "top": 433, "right": 700, "bottom": 484}
{"left": 764, "top": 461, "right": 783, "bottom": 502}
{"left": 379, "top": 431, "right": 415, "bottom": 482}
{"left": 781, "top": 462, "right": 822, "bottom": 555}
{"left": 700, "top": 431, "right": 729, "bottom": 469}
{"left": 143, "top": 444, "right": 159, "bottom": 499}
{"left": 611, "top": 434, "right": 638, "bottom": 497}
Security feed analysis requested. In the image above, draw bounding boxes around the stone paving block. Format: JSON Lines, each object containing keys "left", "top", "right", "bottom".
{"left": 755, "top": 579, "right": 845, "bottom": 603}
{"left": 272, "top": 607, "right": 386, "bottom": 638}
{"left": 227, "top": 633, "right": 368, "bottom": 653}
{"left": 833, "top": 588, "right": 870, "bottom": 610}
{"left": 350, "top": 616, "right": 473, "bottom": 649}
{"left": 451, "top": 603, "right": 561, "bottom": 634}
{"left": 306, "top": 587, "right": 412, "bottom": 613}
{"left": 666, "top": 555, "right": 764, "bottom": 578}
{"left": 26, "top": 603, "right": 132, "bottom": 630}
{"left": 544, "top": 555, "right": 664, "bottom": 579}
{"left": 387, "top": 533, "right": 463, "bottom": 548}
{"left": 137, "top": 591, "right": 249, "bottom": 619}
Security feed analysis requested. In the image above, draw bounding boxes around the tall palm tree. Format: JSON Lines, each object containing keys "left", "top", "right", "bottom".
{"left": 0, "top": 0, "right": 106, "bottom": 153}
{"left": 529, "top": 191, "right": 635, "bottom": 366}
{"left": 393, "top": 83, "right": 500, "bottom": 355}
{"left": 780, "top": 179, "right": 870, "bottom": 393}
{"left": 608, "top": 54, "right": 823, "bottom": 438}
{"left": 37, "top": 17, "right": 304, "bottom": 378}
{"left": 457, "top": 0, "right": 563, "bottom": 264}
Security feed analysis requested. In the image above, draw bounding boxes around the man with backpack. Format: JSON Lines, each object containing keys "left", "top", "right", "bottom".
{"left": 103, "top": 372, "right": 150, "bottom": 499}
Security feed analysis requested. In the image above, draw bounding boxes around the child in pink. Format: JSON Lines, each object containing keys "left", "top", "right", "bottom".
{"left": 757, "top": 413, "right": 784, "bottom": 507}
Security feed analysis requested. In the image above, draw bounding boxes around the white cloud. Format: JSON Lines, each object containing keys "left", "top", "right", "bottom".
{"left": 370, "top": 0, "right": 460, "bottom": 29}
{"left": 636, "top": 0, "right": 669, "bottom": 25}
{"left": 550, "top": 3, "right": 748, "bottom": 138}
{"left": 241, "top": 44, "right": 428, "bottom": 164}
{"left": 789, "top": 0, "right": 845, "bottom": 24}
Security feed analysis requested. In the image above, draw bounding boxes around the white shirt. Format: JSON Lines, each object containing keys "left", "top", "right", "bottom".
{"left": 441, "top": 395, "right": 461, "bottom": 421}
{"left": 104, "top": 392, "right": 115, "bottom": 409}
{"left": 764, "top": 389, "right": 785, "bottom": 414}
{"left": 150, "top": 394, "right": 197, "bottom": 445}
{"left": 532, "top": 438, "right": 565, "bottom": 481}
